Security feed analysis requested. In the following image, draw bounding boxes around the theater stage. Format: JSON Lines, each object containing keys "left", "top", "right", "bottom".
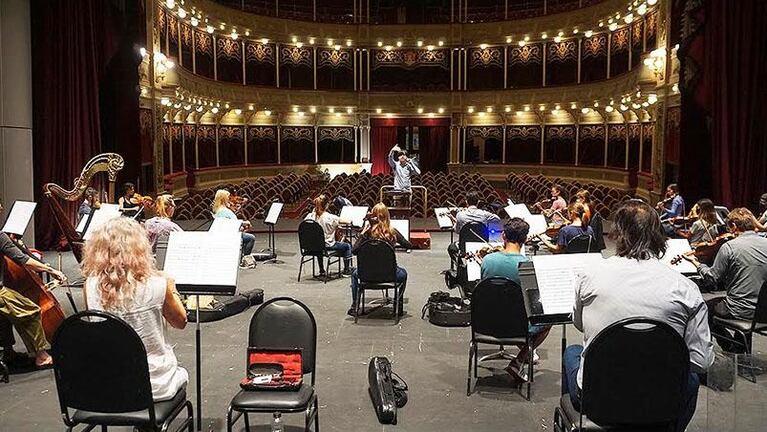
{"left": 0, "top": 231, "right": 765, "bottom": 431}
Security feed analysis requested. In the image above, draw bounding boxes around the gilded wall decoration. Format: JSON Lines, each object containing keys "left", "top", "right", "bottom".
{"left": 246, "top": 43, "right": 274, "bottom": 63}
{"left": 183, "top": 124, "right": 196, "bottom": 137}
{"left": 372, "top": 49, "right": 448, "bottom": 70}
{"left": 580, "top": 125, "right": 605, "bottom": 140}
{"left": 582, "top": 35, "right": 607, "bottom": 58}
{"left": 608, "top": 124, "right": 627, "bottom": 139}
{"left": 280, "top": 46, "right": 312, "bottom": 66}
{"left": 195, "top": 30, "right": 212, "bottom": 55}
{"left": 646, "top": 11, "right": 657, "bottom": 38}
{"left": 197, "top": 125, "right": 215, "bottom": 140}
{"left": 281, "top": 127, "right": 313, "bottom": 141}
{"left": 632, "top": 21, "right": 643, "bottom": 45}
{"left": 546, "top": 126, "right": 575, "bottom": 139}
{"left": 170, "top": 124, "right": 182, "bottom": 140}
{"left": 217, "top": 38, "right": 242, "bottom": 60}
{"left": 156, "top": 5, "right": 165, "bottom": 32}
{"left": 167, "top": 15, "right": 178, "bottom": 41}
{"left": 547, "top": 41, "right": 578, "bottom": 63}
{"left": 467, "top": 126, "right": 502, "bottom": 140}
{"left": 181, "top": 24, "right": 193, "bottom": 47}
{"left": 139, "top": 109, "right": 153, "bottom": 134}
{"left": 509, "top": 44, "right": 542, "bottom": 65}
{"left": 249, "top": 127, "right": 276, "bottom": 140}
{"left": 507, "top": 126, "right": 541, "bottom": 138}
{"left": 642, "top": 123, "right": 655, "bottom": 136}
{"left": 318, "top": 127, "right": 354, "bottom": 142}
{"left": 629, "top": 123, "right": 641, "bottom": 138}
{"left": 219, "top": 126, "right": 243, "bottom": 139}
{"left": 611, "top": 28, "right": 629, "bottom": 51}
{"left": 318, "top": 49, "right": 352, "bottom": 69}
{"left": 470, "top": 48, "right": 503, "bottom": 68}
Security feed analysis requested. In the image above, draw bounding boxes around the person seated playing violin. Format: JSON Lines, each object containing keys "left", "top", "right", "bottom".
{"left": 452, "top": 191, "right": 503, "bottom": 237}
{"left": 0, "top": 204, "right": 67, "bottom": 368}
{"left": 683, "top": 208, "right": 767, "bottom": 352}
{"left": 212, "top": 190, "right": 256, "bottom": 266}
{"left": 537, "top": 203, "right": 594, "bottom": 253}
{"left": 535, "top": 184, "right": 568, "bottom": 225}
{"left": 144, "top": 194, "right": 183, "bottom": 253}
{"left": 687, "top": 199, "right": 722, "bottom": 245}
{"left": 573, "top": 189, "right": 593, "bottom": 226}
{"left": 117, "top": 182, "right": 141, "bottom": 215}
{"left": 479, "top": 217, "right": 551, "bottom": 381}
{"left": 657, "top": 183, "right": 686, "bottom": 236}
{"left": 304, "top": 194, "right": 353, "bottom": 277}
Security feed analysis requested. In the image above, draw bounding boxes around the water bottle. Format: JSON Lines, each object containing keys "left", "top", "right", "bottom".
{"left": 271, "top": 412, "right": 284, "bottom": 432}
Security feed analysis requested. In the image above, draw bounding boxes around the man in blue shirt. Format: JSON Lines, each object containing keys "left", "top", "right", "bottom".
{"left": 480, "top": 217, "right": 551, "bottom": 381}
{"left": 658, "top": 183, "right": 686, "bottom": 237}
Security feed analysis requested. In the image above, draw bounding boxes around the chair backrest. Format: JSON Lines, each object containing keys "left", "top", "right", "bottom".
{"left": 52, "top": 311, "right": 155, "bottom": 420}
{"left": 582, "top": 317, "right": 690, "bottom": 427}
{"left": 751, "top": 281, "right": 767, "bottom": 327}
{"left": 356, "top": 239, "right": 398, "bottom": 284}
{"left": 471, "top": 277, "right": 529, "bottom": 339}
{"left": 459, "top": 221, "right": 489, "bottom": 254}
{"left": 565, "top": 234, "right": 594, "bottom": 254}
{"left": 589, "top": 212, "right": 606, "bottom": 251}
{"left": 298, "top": 219, "right": 326, "bottom": 255}
{"left": 248, "top": 297, "right": 317, "bottom": 381}
{"left": 714, "top": 206, "right": 730, "bottom": 224}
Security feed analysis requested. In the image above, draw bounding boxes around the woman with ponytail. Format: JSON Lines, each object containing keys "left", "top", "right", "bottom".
{"left": 539, "top": 203, "right": 594, "bottom": 253}
{"left": 304, "top": 194, "right": 353, "bottom": 276}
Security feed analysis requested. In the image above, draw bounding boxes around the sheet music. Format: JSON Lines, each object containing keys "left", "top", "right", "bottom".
{"left": 390, "top": 219, "right": 410, "bottom": 241}
{"left": 525, "top": 214, "right": 549, "bottom": 236}
{"left": 662, "top": 239, "right": 698, "bottom": 274}
{"left": 504, "top": 203, "right": 532, "bottom": 219}
{"left": 434, "top": 207, "right": 453, "bottom": 229}
{"left": 2, "top": 201, "right": 37, "bottom": 236}
{"left": 264, "top": 202, "right": 283, "bottom": 225}
{"left": 100, "top": 203, "right": 120, "bottom": 212}
{"left": 75, "top": 215, "right": 89, "bottom": 233}
{"left": 208, "top": 217, "right": 243, "bottom": 234}
{"left": 163, "top": 231, "right": 240, "bottom": 287}
{"left": 532, "top": 254, "right": 604, "bottom": 315}
{"left": 83, "top": 208, "right": 122, "bottom": 240}
{"left": 339, "top": 205, "right": 369, "bottom": 227}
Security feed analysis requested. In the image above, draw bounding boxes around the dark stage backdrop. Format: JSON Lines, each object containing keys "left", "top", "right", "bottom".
{"left": 678, "top": 0, "right": 767, "bottom": 209}
{"left": 31, "top": 0, "right": 143, "bottom": 249}
{"left": 370, "top": 118, "right": 450, "bottom": 175}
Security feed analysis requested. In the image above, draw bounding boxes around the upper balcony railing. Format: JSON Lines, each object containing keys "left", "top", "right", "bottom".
{"left": 209, "top": 0, "right": 606, "bottom": 24}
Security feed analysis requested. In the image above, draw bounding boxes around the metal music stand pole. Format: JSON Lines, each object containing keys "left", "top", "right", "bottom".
{"left": 264, "top": 222, "right": 283, "bottom": 264}
{"left": 195, "top": 296, "right": 202, "bottom": 431}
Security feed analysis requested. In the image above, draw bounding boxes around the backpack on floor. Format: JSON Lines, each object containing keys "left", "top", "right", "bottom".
{"left": 421, "top": 291, "right": 471, "bottom": 327}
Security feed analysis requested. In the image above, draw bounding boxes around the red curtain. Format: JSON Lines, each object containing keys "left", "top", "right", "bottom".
{"left": 31, "top": 0, "right": 140, "bottom": 249}
{"left": 370, "top": 126, "right": 398, "bottom": 175}
{"left": 679, "top": 0, "right": 767, "bottom": 209}
{"left": 418, "top": 126, "right": 449, "bottom": 173}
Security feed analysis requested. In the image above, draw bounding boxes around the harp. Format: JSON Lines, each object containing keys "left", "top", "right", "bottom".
{"left": 42, "top": 153, "right": 125, "bottom": 262}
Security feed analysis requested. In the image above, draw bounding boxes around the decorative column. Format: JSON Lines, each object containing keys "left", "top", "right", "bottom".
{"left": 359, "top": 115, "right": 370, "bottom": 161}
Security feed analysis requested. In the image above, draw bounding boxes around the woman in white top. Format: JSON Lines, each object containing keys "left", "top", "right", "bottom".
{"left": 304, "top": 194, "right": 352, "bottom": 276}
{"left": 212, "top": 189, "right": 256, "bottom": 258}
{"left": 81, "top": 217, "right": 188, "bottom": 401}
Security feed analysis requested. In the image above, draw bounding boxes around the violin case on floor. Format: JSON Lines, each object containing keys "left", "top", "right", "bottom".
{"left": 421, "top": 291, "right": 471, "bottom": 327}
{"left": 368, "top": 356, "right": 408, "bottom": 425}
{"left": 186, "top": 289, "right": 264, "bottom": 323}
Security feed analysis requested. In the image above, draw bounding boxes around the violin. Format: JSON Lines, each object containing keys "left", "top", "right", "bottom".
{"left": 463, "top": 245, "right": 504, "bottom": 263}
{"left": 670, "top": 233, "right": 735, "bottom": 266}
{"left": 128, "top": 193, "right": 154, "bottom": 207}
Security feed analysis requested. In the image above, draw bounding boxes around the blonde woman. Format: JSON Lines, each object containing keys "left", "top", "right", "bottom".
{"left": 349, "top": 203, "right": 412, "bottom": 316}
{"left": 212, "top": 189, "right": 256, "bottom": 258}
{"left": 144, "top": 194, "right": 182, "bottom": 252}
{"left": 81, "top": 217, "right": 188, "bottom": 401}
{"left": 304, "top": 194, "right": 352, "bottom": 276}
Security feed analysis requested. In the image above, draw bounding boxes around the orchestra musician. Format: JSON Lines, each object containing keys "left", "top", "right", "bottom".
{"left": 657, "top": 183, "right": 686, "bottom": 236}
{"left": 687, "top": 199, "right": 721, "bottom": 245}
{"left": 683, "top": 208, "right": 767, "bottom": 352}
{"left": 565, "top": 201, "right": 713, "bottom": 431}
{"left": 0, "top": 202, "right": 67, "bottom": 368}
{"left": 479, "top": 217, "right": 551, "bottom": 381}
{"left": 573, "top": 189, "right": 592, "bottom": 226}
{"left": 81, "top": 217, "right": 188, "bottom": 401}
{"left": 78, "top": 187, "right": 99, "bottom": 219}
{"left": 304, "top": 194, "right": 353, "bottom": 277}
{"left": 536, "top": 184, "right": 567, "bottom": 224}
{"left": 388, "top": 144, "right": 420, "bottom": 192}
{"left": 348, "top": 203, "right": 413, "bottom": 317}
{"left": 452, "top": 191, "right": 503, "bottom": 236}
{"left": 755, "top": 193, "right": 767, "bottom": 231}
{"left": 212, "top": 189, "right": 256, "bottom": 267}
{"left": 117, "top": 182, "right": 140, "bottom": 216}
{"left": 536, "top": 203, "right": 593, "bottom": 253}
{"left": 144, "top": 194, "right": 183, "bottom": 253}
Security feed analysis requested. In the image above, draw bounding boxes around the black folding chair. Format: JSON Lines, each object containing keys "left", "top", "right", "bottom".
{"left": 712, "top": 282, "right": 767, "bottom": 382}
{"left": 297, "top": 220, "right": 342, "bottom": 283}
{"left": 565, "top": 234, "right": 595, "bottom": 254}
{"left": 227, "top": 297, "right": 319, "bottom": 432}
{"left": 554, "top": 317, "right": 690, "bottom": 431}
{"left": 467, "top": 277, "right": 533, "bottom": 399}
{"left": 355, "top": 240, "right": 404, "bottom": 324}
{"left": 589, "top": 212, "right": 606, "bottom": 251}
{"left": 51, "top": 310, "right": 193, "bottom": 432}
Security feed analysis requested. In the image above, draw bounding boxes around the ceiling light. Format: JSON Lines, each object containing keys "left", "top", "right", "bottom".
{"left": 377, "top": 41, "right": 383, "bottom": 47}
{"left": 264, "top": 110, "right": 271, "bottom": 116}
{"left": 346, "top": 107, "right": 353, "bottom": 114}
{"left": 309, "top": 37, "right": 315, "bottom": 45}
{"left": 609, "top": 22, "right": 618, "bottom": 31}
{"left": 479, "top": 44, "right": 488, "bottom": 50}
{"left": 396, "top": 41, "right": 403, "bottom": 47}
{"left": 206, "top": 25, "right": 214, "bottom": 33}
{"left": 467, "top": 107, "right": 474, "bottom": 113}
{"left": 234, "top": 109, "right": 242, "bottom": 115}
{"left": 310, "top": 106, "right": 317, "bottom": 113}
{"left": 417, "top": 107, "right": 424, "bottom": 114}
{"left": 584, "top": 30, "right": 593, "bottom": 37}
{"left": 438, "top": 107, "right": 445, "bottom": 114}
{"left": 438, "top": 40, "right": 444, "bottom": 46}
{"left": 417, "top": 40, "right": 423, "bottom": 47}
{"left": 376, "top": 108, "right": 382, "bottom": 114}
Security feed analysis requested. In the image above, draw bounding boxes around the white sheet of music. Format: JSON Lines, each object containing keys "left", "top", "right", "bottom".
{"left": 532, "top": 253, "right": 603, "bottom": 315}
{"left": 83, "top": 208, "right": 121, "bottom": 240}
{"left": 340, "top": 206, "right": 369, "bottom": 227}
{"left": 504, "top": 203, "right": 532, "bottom": 219}
{"left": 434, "top": 207, "right": 453, "bottom": 229}
{"left": 2, "top": 201, "right": 37, "bottom": 236}
{"left": 390, "top": 219, "right": 410, "bottom": 241}
{"left": 163, "top": 231, "right": 240, "bottom": 287}
{"left": 75, "top": 214, "right": 89, "bottom": 233}
{"left": 100, "top": 203, "right": 120, "bottom": 212}
{"left": 662, "top": 239, "right": 698, "bottom": 274}
{"left": 264, "top": 202, "right": 283, "bottom": 225}
{"left": 208, "top": 217, "right": 243, "bottom": 233}
{"left": 525, "top": 214, "right": 549, "bottom": 236}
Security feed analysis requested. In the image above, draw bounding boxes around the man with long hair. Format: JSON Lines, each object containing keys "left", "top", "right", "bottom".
{"left": 564, "top": 201, "right": 713, "bottom": 431}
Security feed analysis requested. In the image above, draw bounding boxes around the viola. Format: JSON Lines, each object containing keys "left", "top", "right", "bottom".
{"left": 3, "top": 255, "right": 65, "bottom": 342}
{"left": 670, "top": 233, "right": 735, "bottom": 266}
{"left": 463, "top": 245, "right": 504, "bottom": 263}
{"left": 129, "top": 193, "right": 154, "bottom": 207}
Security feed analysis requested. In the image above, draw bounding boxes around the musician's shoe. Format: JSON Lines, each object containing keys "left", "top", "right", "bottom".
{"left": 341, "top": 268, "right": 353, "bottom": 277}
{"left": 504, "top": 359, "right": 529, "bottom": 382}
{"left": 347, "top": 305, "right": 358, "bottom": 317}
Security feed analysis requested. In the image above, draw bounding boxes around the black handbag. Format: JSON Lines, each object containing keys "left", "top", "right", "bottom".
{"left": 368, "top": 357, "right": 408, "bottom": 425}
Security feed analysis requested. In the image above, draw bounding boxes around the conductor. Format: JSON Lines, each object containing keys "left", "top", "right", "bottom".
{"left": 388, "top": 144, "right": 421, "bottom": 192}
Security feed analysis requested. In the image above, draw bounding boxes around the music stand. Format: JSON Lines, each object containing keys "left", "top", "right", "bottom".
{"left": 157, "top": 231, "right": 240, "bottom": 431}
{"left": 258, "top": 202, "right": 284, "bottom": 264}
